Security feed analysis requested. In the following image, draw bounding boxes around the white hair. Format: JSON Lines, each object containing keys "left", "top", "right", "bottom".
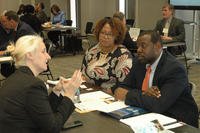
{"left": 11, "top": 35, "right": 43, "bottom": 67}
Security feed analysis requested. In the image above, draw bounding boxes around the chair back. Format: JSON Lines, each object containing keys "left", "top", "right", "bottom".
{"left": 126, "top": 19, "right": 135, "bottom": 27}
{"left": 65, "top": 20, "right": 73, "bottom": 26}
{"left": 85, "top": 22, "right": 93, "bottom": 34}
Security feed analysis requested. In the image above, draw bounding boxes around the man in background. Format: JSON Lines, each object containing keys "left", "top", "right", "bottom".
{"left": 0, "top": 10, "right": 35, "bottom": 77}
{"left": 154, "top": 3, "right": 185, "bottom": 55}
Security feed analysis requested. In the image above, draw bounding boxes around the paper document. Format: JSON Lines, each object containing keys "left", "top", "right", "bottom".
{"left": 75, "top": 91, "right": 127, "bottom": 113}
{"left": 120, "top": 113, "right": 177, "bottom": 126}
{"left": 129, "top": 28, "right": 140, "bottom": 41}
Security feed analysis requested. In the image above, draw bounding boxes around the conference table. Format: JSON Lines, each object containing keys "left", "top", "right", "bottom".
{"left": 58, "top": 83, "right": 200, "bottom": 133}
{"left": 61, "top": 111, "right": 200, "bottom": 133}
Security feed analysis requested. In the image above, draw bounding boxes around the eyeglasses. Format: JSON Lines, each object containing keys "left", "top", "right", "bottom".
{"left": 100, "top": 31, "right": 113, "bottom": 39}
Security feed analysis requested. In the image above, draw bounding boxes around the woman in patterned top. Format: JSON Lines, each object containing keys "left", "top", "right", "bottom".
{"left": 81, "top": 18, "right": 133, "bottom": 94}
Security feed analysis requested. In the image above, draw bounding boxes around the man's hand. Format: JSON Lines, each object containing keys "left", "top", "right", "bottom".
{"left": 142, "top": 86, "right": 161, "bottom": 98}
{"left": 114, "top": 87, "right": 128, "bottom": 101}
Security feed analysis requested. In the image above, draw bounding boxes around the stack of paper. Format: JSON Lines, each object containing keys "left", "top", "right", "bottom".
{"left": 75, "top": 91, "right": 127, "bottom": 113}
{"left": 120, "top": 113, "right": 183, "bottom": 132}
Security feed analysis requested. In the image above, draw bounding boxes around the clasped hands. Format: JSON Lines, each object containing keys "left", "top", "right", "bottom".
{"left": 142, "top": 86, "right": 161, "bottom": 98}
{"left": 53, "top": 70, "right": 83, "bottom": 100}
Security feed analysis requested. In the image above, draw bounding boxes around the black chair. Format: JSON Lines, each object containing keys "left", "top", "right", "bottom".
{"left": 126, "top": 19, "right": 135, "bottom": 27}
{"left": 65, "top": 20, "right": 73, "bottom": 26}
{"left": 85, "top": 22, "right": 93, "bottom": 34}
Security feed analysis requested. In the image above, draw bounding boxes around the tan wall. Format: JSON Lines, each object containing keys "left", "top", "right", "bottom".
{"left": 80, "top": 0, "right": 117, "bottom": 34}
{"left": 135, "top": 0, "right": 168, "bottom": 30}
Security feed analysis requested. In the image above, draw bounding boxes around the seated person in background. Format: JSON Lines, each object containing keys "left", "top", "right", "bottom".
{"left": 47, "top": 4, "right": 66, "bottom": 48}
{"left": 20, "top": 4, "right": 42, "bottom": 34}
{"left": 81, "top": 18, "right": 133, "bottom": 94}
{"left": 35, "top": 2, "right": 48, "bottom": 24}
{"left": 0, "top": 10, "right": 35, "bottom": 77}
{"left": 0, "top": 15, "right": 14, "bottom": 51}
{"left": 154, "top": 3, "right": 185, "bottom": 55}
{"left": 0, "top": 35, "right": 82, "bottom": 133}
{"left": 114, "top": 30, "right": 199, "bottom": 128}
{"left": 3, "top": 10, "right": 35, "bottom": 42}
{"left": 17, "top": 4, "right": 25, "bottom": 17}
{"left": 113, "top": 12, "right": 137, "bottom": 55}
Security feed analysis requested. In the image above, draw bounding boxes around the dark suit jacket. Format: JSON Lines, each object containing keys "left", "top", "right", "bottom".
{"left": 122, "top": 31, "right": 137, "bottom": 53}
{"left": 118, "top": 51, "right": 199, "bottom": 127}
{"left": 155, "top": 17, "right": 185, "bottom": 42}
{"left": 0, "top": 66, "right": 75, "bottom": 133}
{"left": 0, "top": 24, "right": 14, "bottom": 50}
{"left": 20, "top": 14, "right": 42, "bottom": 33}
{"left": 15, "top": 21, "right": 35, "bottom": 42}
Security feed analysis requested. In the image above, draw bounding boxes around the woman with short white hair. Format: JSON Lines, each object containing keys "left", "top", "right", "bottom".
{"left": 0, "top": 35, "right": 82, "bottom": 133}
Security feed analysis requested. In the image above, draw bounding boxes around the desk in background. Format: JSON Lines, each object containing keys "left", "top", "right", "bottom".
{"left": 163, "top": 42, "right": 189, "bottom": 73}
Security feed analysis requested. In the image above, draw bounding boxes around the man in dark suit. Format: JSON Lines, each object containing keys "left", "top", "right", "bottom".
{"left": 154, "top": 4, "right": 185, "bottom": 55}
{"left": 0, "top": 16, "right": 14, "bottom": 51}
{"left": 3, "top": 10, "right": 35, "bottom": 41}
{"left": 0, "top": 10, "right": 35, "bottom": 77}
{"left": 113, "top": 30, "right": 199, "bottom": 128}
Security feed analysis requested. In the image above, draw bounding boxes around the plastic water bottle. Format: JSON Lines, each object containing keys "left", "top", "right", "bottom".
{"left": 74, "top": 88, "right": 81, "bottom": 103}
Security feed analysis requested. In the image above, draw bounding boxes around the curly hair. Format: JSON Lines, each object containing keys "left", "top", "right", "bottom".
{"left": 94, "top": 17, "right": 126, "bottom": 45}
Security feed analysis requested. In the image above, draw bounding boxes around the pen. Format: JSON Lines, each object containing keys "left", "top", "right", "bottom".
{"left": 163, "top": 121, "right": 178, "bottom": 126}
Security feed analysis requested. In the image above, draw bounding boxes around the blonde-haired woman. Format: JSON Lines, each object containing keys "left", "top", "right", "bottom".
{"left": 0, "top": 35, "right": 82, "bottom": 133}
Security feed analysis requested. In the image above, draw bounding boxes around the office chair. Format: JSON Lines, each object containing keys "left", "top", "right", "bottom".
{"left": 126, "top": 19, "right": 135, "bottom": 27}
{"left": 80, "top": 22, "right": 94, "bottom": 51}
{"left": 85, "top": 22, "right": 93, "bottom": 34}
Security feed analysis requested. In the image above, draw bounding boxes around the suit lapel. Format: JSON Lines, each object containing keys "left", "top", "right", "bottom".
{"left": 152, "top": 51, "right": 166, "bottom": 86}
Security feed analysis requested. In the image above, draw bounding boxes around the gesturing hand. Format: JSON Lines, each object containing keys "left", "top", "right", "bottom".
{"left": 61, "top": 70, "right": 82, "bottom": 100}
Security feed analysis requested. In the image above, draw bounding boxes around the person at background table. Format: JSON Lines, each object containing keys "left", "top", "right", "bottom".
{"left": 47, "top": 4, "right": 66, "bottom": 48}
{"left": 114, "top": 30, "right": 199, "bottom": 128}
{"left": 0, "top": 10, "right": 35, "bottom": 78}
{"left": 81, "top": 18, "right": 133, "bottom": 94}
{"left": 35, "top": 2, "right": 48, "bottom": 24}
{"left": 0, "top": 35, "right": 82, "bottom": 133}
{"left": 17, "top": 4, "right": 25, "bottom": 17}
{"left": 113, "top": 12, "right": 137, "bottom": 56}
{"left": 0, "top": 15, "right": 14, "bottom": 52}
{"left": 154, "top": 3, "right": 185, "bottom": 55}
{"left": 20, "top": 4, "right": 42, "bottom": 34}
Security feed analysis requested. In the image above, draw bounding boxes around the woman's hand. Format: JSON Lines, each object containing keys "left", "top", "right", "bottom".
{"left": 62, "top": 70, "right": 82, "bottom": 100}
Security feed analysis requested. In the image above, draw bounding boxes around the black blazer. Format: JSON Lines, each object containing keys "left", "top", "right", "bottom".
{"left": 119, "top": 51, "right": 199, "bottom": 127}
{"left": 0, "top": 24, "right": 14, "bottom": 50}
{"left": 0, "top": 66, "right": 75, "bottom": 133}
{"left": 15, "top": 21, "right": 35, "bottom": 42}
{"left": 122, "top": 31, "right": 137, "bottom": 52}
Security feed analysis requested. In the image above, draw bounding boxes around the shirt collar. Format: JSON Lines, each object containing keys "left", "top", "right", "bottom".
{"left": 146, "top": 50, "right": 163, "bottom": 72}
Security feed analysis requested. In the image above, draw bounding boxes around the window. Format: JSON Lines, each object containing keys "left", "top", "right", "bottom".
{"left": 119, "top": 0, "right": 125, "bottom": 14}
{"left": 70, "top": 0, "right": 76, "bottom": 27}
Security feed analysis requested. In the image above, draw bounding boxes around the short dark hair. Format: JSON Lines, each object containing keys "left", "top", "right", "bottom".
{"left": 94, "top": 17, "right": 126, "bottom": 44}
{"left": 139, "top": 30, "right": 162, "bottom": 45}
{"left": 113, "top": 11, "right": 125, "bottom": 21}
{"left": 5, "top": 10, "right": 19, "bottom": 22}
{"left": 24, "top": 4, "right": 35, "bottom": 14}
